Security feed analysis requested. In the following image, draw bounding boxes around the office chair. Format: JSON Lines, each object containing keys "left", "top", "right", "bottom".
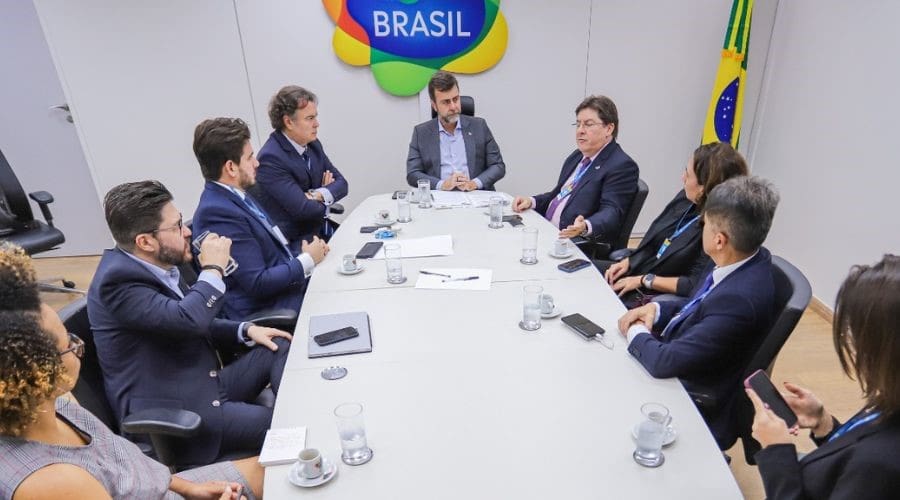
{"left": 574, "top": 178, "right": 649, "bottom": 261}
{"left": 0, "top": 149, "right": 82, "bottom": 294}
{"left": 431, "top": 95, "right": 475, "bottom": 118}
{"left": 687, "top": 255, "right": 812, "bottom": 464}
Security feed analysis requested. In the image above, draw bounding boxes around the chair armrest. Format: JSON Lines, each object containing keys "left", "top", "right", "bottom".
{"left": 246, "top": 307, "right": 298, "bottom": 331}
{"left": 687, "top": 390, "right": 718, "bottom": 412}
{"left": 609, "top": 248, "right": 634, "bottom": 262}
{"left": 329, "top": 203, "right": 345, "bottom": 215}
{"left": 121, "top": 408, "right": 201, "bottom": 438}
{"left": 28, "top": 191, "right": 56, "bottom": 227}
{"left": 572, "top": 236, "right": 612, "bottom": 261}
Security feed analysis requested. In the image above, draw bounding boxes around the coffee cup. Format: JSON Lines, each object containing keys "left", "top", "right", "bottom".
{"left": 342, "top": 254, "right": 358, "bottom": 272}
{"left": 297, "top": 448, "right": 323, "bottom": 479}
{"left": 377, "top": 209, "right": 391, "bottom": 222}
{"left": 554, "top": 238, "right": 569, "bottom": 256}
{"left": 540, "top": 294, "right": 555, "bottom": 314}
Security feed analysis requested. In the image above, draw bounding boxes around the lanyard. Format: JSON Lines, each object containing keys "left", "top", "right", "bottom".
{"left": 828, "top": 410, "right": 881, "bottom": 443}
{"left": 656, "top": 207, "right": 700, "bottom": 259}
{"left": 555, "top": 161, "right": 591, "bottom": 201}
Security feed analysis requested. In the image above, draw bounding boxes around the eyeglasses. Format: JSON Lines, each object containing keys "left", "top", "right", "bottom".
{"left": 148, "top": 215, "right": 184, "bottom": 235}
{"left": 571, "top": 121, "right": 605, "bottom": 130}
{"left": 59, "top": 332, "right": 85, "bottom": 359}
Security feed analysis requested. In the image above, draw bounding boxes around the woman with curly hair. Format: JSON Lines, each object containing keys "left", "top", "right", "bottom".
{"left": 0, "top": 242, "right": 40, "bottom": 312}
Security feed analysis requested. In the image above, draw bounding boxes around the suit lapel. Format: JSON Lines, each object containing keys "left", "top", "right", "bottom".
{"left": 427, "top": 119, "right": 442, "bottom": 176}
{"left": 274, "top": 131, "right": 313, "bottom": 186}
{"left": 210, "top": 183, "right": 290, "bottom": 258}
{"left": 650, "top": 208, "right": 701, "bottom": 270}
{"left": 801, "top": 423, "right": 882, "bottom": 466}
{"left": 567, "top": 141, "right": 617, "bottom": 202}
{"left": 461, "top": 116, "right": 476, "bottom": 173}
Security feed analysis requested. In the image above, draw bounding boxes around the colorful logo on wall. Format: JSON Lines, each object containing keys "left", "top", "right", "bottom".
{"left": 323, "top": 0, "right": 508, "bottom": 96}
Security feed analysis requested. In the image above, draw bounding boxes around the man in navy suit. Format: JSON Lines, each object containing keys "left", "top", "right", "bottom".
{"left": 88, "top": 180, "right": 292, "bottom": 466}
{"left": 618, "top": 176, "right": 780, "bottom": 447}
{"left": 250, "top": 85, "right": 348, "bottom": 249}
{"left": 512, "top": 95, "right": 638, "bottom": 244}
{"left": 191, "top": 117, "right": 329, "bottom": 320}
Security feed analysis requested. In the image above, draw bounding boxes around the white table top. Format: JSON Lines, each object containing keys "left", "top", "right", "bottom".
{"left": 264, "top": 194, "right": 741, "bottom": 499}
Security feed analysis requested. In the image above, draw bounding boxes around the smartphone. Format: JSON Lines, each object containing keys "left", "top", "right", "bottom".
{"left": 355, "top": 241, "right": 383, "bottom": 259}
{"left": 360, "top": 226, "right": 378, "bottom": 233}
{"left": 744, "top": 369, "right": 799, "bottom": 428}
{"left": 313, "top": 326, "right": 359, "bottom": 346}
{"left": 558, "top": 259, "right": 591, "bottom": 273}
{"left": 561, "top": 313, "right": 606, "bottom": 340}
{"left": 503, "top": 215, "right": 524, "bottom": 227}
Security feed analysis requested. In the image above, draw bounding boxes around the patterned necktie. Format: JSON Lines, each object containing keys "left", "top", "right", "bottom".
{"left": 546, "top": 156, "right": 591, "bottom": 223}
{"left": 660, "top": 272, "right": 715, "bottom": 338}
{"left": 242, "top": 195, "right": 271, "bottom": 225}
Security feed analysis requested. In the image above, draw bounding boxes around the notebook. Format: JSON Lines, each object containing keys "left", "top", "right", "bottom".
{"left": 307, "top": 311, "right": 373, "bottom": 358}
{"left": 258, "top": 426, "right": 307, "bottom": 466}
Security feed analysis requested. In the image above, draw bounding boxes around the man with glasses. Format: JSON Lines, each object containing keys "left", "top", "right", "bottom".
{"left": 512, "top": 95, "right": 639, "bottom": 243}
{"left": 88, "top": 180, "right": 292, "bottom": 467}
{"left": 406, "top": 71, "right": 507, "bottom": 191}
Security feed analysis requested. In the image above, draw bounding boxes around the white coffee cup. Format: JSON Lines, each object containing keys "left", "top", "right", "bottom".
{"left": 540, "top": 294, "right": 555, "bottom": 314}
{"left": 377, "top": 209, "right": 391, "bottom": 222}
{"left": 554, "top": 238, "right": 569, "bottom": 255}
{"left": 342, "top": 254, "right": 357, "bottom": 272}
{"left": 297, "top": 448, "right": 323, "bottom": 479}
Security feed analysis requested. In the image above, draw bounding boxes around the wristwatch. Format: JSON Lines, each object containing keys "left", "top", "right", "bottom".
{"left": 642, "top": 273, "right": 656, "bottom": 290}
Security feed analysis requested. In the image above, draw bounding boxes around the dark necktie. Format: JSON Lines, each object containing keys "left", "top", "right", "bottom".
{"left": 660, "top": 272, "right": 715, "bottom": 338}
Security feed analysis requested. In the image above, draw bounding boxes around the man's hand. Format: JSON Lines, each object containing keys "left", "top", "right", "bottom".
{"left": 197, "top": 233, "right": 232, "bottom": 270}
{"left": 247, "top": 325, "right": 293, "bottom": 351}
{"left": 781, "top": 381, "right": 830, "bottom": 432}
{"left": 605, "top": 258, "right": 630, "bottom": 284}
{"left": 611, "top": 276, "right": 643, "bottom": 297}
{"left": 617, "top": 303, "right": 656, "bottom": 336}
{"left": 512, "top": 196, "right": 532, "bottom": 212}
{"left": 441, "top": 172, "right": 466, "bottom": 191}
{"left": 302, "top": 235, "right": 329, "bottom": 264}
{"left": 559, "top": 215, "right": 587, "bottom": 238}
{"left": 747, "top": 388, "right": 795, "bottom": 448}
{"left": 322, "top": 170, "right": 334, "bottom": 186}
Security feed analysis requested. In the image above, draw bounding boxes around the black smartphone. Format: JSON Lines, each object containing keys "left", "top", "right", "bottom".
{"left": 558, "top": 259, "right": 591, "bottom": 273}
{"left": 503, "top": 215, "right": 524, "bottom": 227}
{"left": 561, "top": 313, "right": 606, "bottom": 340}
{"left": 744, "top": 369, "right": 799, "bottom": 428}
{"left": 313, "top": 326, "right": 359, "bottom": 346}
{"left": 355, "top": 241, "right": 383, "bottom": 259}
{"left": 360, "top": 226, "right": 378, "bottom": 233}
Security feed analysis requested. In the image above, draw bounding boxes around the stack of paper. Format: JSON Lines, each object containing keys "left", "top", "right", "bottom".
{"left": 259, "top": 427, "right": 307, "bottom": 466}
{"left": 372, "top": 235, "right": 453, "bottom": 259}
{"left": 431, "top": 190, "right": 513, "bottom": 208}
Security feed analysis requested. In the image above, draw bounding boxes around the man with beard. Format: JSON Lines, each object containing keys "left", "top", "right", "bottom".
{"left": 88, "top": 180, "right": 293, "bottom": 467}
{"left": 191, "top": 117, "right": 328, "bottom": 320}
{"left": 406, "top": 71, "right": 506, "bottom": 191}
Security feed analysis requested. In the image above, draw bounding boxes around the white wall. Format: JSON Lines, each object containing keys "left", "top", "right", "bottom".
{"left": 747, "top": 0, "right": 900, "bottom": 306}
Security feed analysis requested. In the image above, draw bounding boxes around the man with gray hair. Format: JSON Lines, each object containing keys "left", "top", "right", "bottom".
{"left": 618, "top": 176, "right": 780, "bottom": 447}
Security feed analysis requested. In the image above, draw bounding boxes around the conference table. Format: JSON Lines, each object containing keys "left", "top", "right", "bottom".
{"left": 263, "top": 193, "right": 742, "bottom": 498}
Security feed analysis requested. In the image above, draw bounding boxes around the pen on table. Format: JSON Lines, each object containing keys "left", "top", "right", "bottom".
{"left": 443, "top": 276, "right": 480, "bottom": 282}
{"left": 420, "top": 270, "right": 452, "bottom": 278}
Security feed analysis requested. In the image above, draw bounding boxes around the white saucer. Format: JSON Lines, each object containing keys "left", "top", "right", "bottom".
{"left": 288, "top": 457, "right": 338, "bottom": 488}
{"left": 338, "top": 263, "right": 364, "bottom": 275}
{"left": 373, "top": 219, "right": 396, "bottom": 227}
{"left": 541, "top": 306, "right": 562, "bottom": 319}
{"left": 549, "top": 249, "right": 574, "bottom": 259}
{"left": 631, "top": 424, "right": 677, "bottom": 447}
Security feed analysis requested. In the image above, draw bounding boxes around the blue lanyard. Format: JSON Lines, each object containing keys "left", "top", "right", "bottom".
{"left": 656, "top": 207, "right": 700, "bottom": 259}
{"left": 828, "top": 410, "right": 881, "bottom": 443}
{"left": 556, "top": 161, "right": 591, "bottom": 200}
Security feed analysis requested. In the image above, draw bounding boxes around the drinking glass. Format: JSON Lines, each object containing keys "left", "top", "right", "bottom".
{"left": 633, "top": 402, "right": 669, "bottom": 467}
{"left": 520, "top": 227, "right": 538, "bottom": 264}
{"left": 397, "top": 191, "right": 412, "bottom": 222}
{"left": 192, "top": 229, "right": 238, "bottom": 276}
{"left": 334, "top": 402, "right": 374, "bottom": 465}
{"left": 488, "top": 196, "right": 504, "bottom": 228}
{"left": 384, "top": 243, "right": 406, "bottom": 284}
{"left": 417, "top": 179, "right": 432, "bottom": 209}
{"left": 520, "top": 284, "right": 543, "bottom": 331}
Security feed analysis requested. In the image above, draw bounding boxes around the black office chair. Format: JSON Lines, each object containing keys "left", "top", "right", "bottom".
{"left": 431, "top": 95, "right": 475, "bottom": 118}
{"left": 573, "top": 178, "right": 649, "bottom": 261}
{"left": 688, "top": 255, "right": 812, "bottom": 464}
{"left": 0, "top": 149, "right": 82, "bottom": 294}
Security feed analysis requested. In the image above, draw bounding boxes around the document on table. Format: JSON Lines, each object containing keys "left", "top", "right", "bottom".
{"left": 431, "top": 190, "right": 513, "bottom": 208}
{"left": 258, "top": 426, "right": 307, "bottom": 466}
{"left": 415, "top": 268, "right": 492, "bottom": 291}
{"left": 372, "top": 234, "right": 453, "bottom": 259}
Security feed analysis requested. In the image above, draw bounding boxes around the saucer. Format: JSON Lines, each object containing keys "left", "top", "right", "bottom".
{"left": 338, "top": 263, "right": 364, "bottom": 275}
{"left": 288, "top": 457, "right": 338, "bottom": 488}
{"left": 540, "top": 306, "right": 562, "bottom": 319}
{"left": 372, "top": 218, "right": 396, "bottom": 227}
{"left": 631, "top": 424, "right": 677, "bottom": 447}
{"left": 549, "top": 249, "right": 574, "bottom": 259}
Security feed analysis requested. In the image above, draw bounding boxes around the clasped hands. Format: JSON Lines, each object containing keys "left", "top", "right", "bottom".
{"left": 603, "top": 257, "right": 643, "bottom": 297}
{"left": 441, "top": 172, "right": 478, "bottom": 191}
{"left": 304, "top": 170, "right": 335, "bottom": 201}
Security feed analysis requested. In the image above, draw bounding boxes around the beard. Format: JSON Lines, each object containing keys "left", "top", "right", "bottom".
{"left": 237, "top": 167, "right": 256, "bottom": 191}
{"left": 157, "top": 238, "right": 191, "bottom": 266}
{"left": 439, "top": 112, "right": 459, "bottom": 126}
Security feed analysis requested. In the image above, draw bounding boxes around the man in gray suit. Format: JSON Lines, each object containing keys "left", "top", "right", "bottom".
{"left": 406, "top": 71, "right": 506, "bottom": 191}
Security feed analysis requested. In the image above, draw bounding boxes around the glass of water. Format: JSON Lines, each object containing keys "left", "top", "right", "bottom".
{"left": 334, "top": 402, "right": 374, "bottom": 466}
{"left": 417, "top": 179, "right": 432, "bottom": 209}
{"left": 520, "top": 227, "right": 538, "bottom": 265}
{"left": 192, "top": 230, "right": 239, "bottom": 276}
{"left": 520, "top": 284, "right": 543, "bottom": 331}
{"left": 488, "top": 196, "right": 504, "bottom": 228}
{"left": 384, "top": 243, "right": 406, "bottom": 284}
{"left": 397, "top": 190, "right": 412, "bottom": 223}
{"left": 633, "top": 402, "right": 669, "bottom": 467}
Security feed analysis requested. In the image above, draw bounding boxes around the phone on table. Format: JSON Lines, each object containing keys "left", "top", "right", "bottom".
{"left": 561, "top": 313, "right": 606, "bottom": 340}
{"left": 558, "top": 259, "right": 591, "bottom": 273}
{"left": 360, "top": 226, "right": 378, "bottom": 233}
{"left": 744, "top": 369, "right": 799, "bottom": 428}
{"left": 503, "top": 215, "right": 524, "bottom": 227}
{"left": 355, "top": 241, "right": 384, "bottom": 259}
{"left": 313, "top": 326, "right": 359, "bottom": 346}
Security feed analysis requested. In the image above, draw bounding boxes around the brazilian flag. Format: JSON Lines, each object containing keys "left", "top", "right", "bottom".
{"left": 702, "top": 0, "right": 753, "bottom": 146}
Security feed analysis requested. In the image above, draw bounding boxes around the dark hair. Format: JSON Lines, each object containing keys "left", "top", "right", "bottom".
{"left": 0, "top": 243, "right": 40, "bottom": 312}
{"left": 692, "top": 142, "right": 749, "bottom": 209}
{"left": 576, "top": 95, "right": 619, "bottom": 140}
{"left": 427, "top": 71, "right": 459, "bottom": 102}
{"left": 103, "top": 180, "right": 173, "bottom": 250}
{"left": 268, "top": 86, "right": 317, "bottom": 131}
{"left": 193, "top": 117, "right": 251, "bottom": 181}
{"left": 833, "top": 254, "right": 900, "bottom": 418}
{"left": 703, "top": 176, "right": 779, "bottom": 253}
{"left": 0, "top": 310, "right": 64, "bottom": 437}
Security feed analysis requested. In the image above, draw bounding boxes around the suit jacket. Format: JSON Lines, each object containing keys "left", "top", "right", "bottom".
{"left": 192, "top": 181, "right": 307, "bottom": 320}
{"left": 251, "top": 133, "right": 348, "bottom": 246}
{"left": 87, "top": 247, "right": 242, "bottom": 465}
{"left": 532, "top": 141, "right": 639, "bottom": 245}
{"left": 628, "top": 248, "right": 776, "bottom": 443}
{"left": 628, "top": 190, "right": 707, "bottom": 296}
{"left": 756, "top": 414, "right": 900, "bottom": 499}
{"left": 406, "top": 115, "right": 506, "bottom": 190}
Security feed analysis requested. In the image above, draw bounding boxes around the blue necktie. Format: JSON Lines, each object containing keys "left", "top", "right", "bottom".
{"left": 242, "top": 195, "right": 271, "bottom": 225}
{"left": 660, "top": 272, "right": 714, "bottom": 338}
{"left": 300, "top": 151, "right": 311, "bottom": 172}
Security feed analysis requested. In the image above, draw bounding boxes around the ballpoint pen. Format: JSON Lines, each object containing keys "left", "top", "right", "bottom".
{"left": 442, "top": 276, "right": 480, "bottom": 282}
{"left": 419, "top": 270, "right": 452, "bottom": 278}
